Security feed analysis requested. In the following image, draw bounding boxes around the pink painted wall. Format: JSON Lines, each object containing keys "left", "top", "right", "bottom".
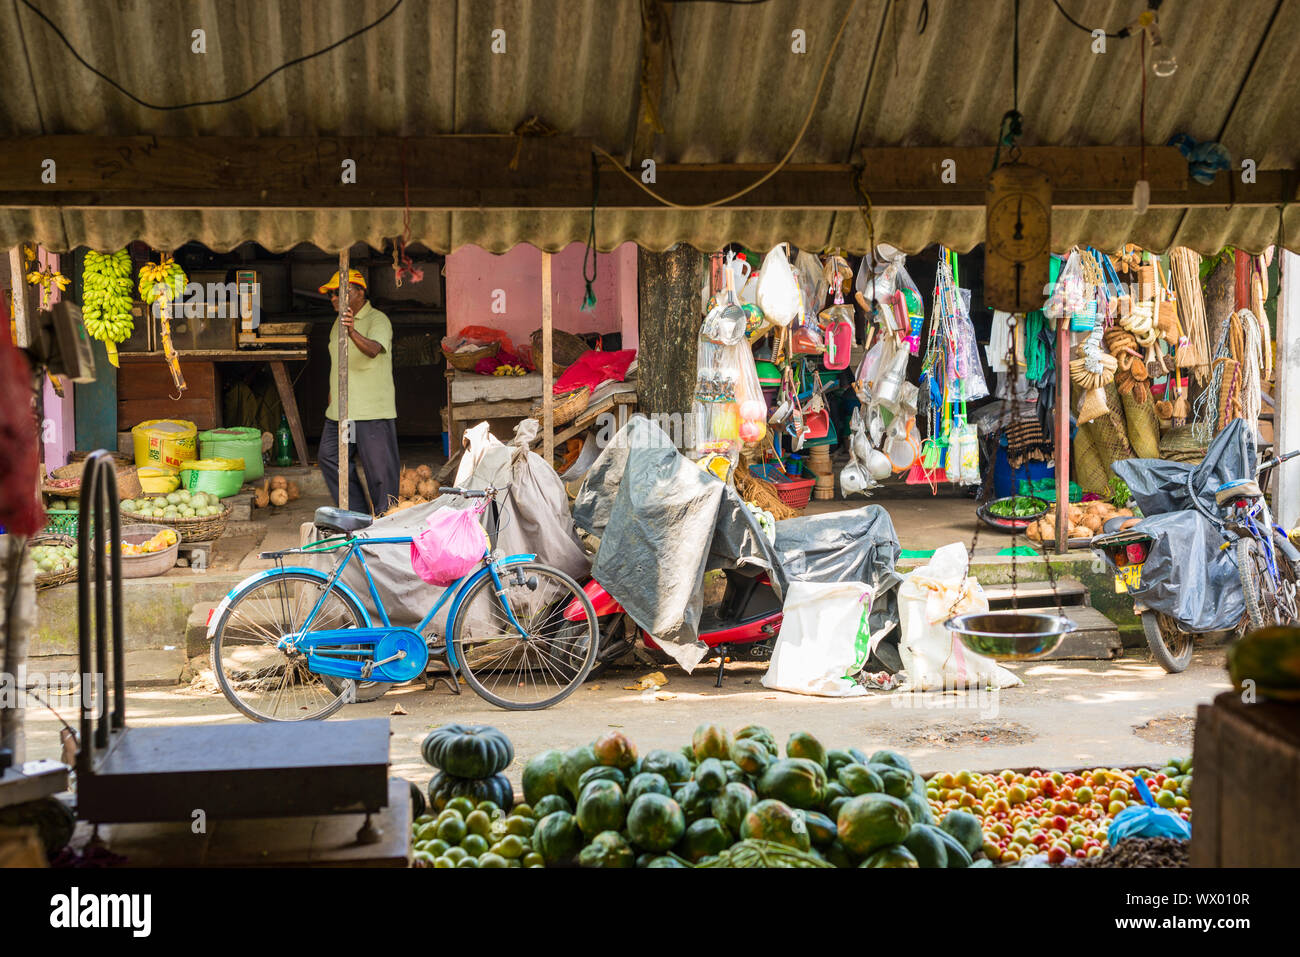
{"left": 446, "top": 242, "right": 638, "bottom": 355}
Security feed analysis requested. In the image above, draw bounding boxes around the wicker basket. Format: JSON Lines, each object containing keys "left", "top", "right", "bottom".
{"left": 46, "top": 461, "right": 143, "bottom": 501}
{"left": 442, "top": 340, "right": 500, "bottom": 372}
{"left": 119, "top": 504, "right": 232, "bottom": 543}
{"left": 66, "top": 450, "right": 134, "bottom": 468}
{"left": 530, "top": 386, "right": 591, "bottom": 427}
{"left": 32, "top": 533, "right": 79, "bottom": 591}
{"left": 530, "top": 329, "right": 589, "bottom": 376}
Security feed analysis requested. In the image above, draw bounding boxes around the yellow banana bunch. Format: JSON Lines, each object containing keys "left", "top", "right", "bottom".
{"left": 81, "top": 248, "right": 136, "bottom": 346}
{"left": 138, "top": 254, "right": 187, "bottom": 306}
{"left": 492, "top": 364, "right": 527, "bottom": 376}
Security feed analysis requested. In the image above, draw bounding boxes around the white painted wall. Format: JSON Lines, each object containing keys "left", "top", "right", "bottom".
{"left": 1276, "top": 250, "right": 1300, "bottom": 529}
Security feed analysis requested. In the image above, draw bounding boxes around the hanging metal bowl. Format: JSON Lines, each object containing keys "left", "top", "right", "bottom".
{"left": 945, "top": 611, "right": 1076, "bottom": 660}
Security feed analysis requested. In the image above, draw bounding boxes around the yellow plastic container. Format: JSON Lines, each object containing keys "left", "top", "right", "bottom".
{"left": 137, "top": 466, "right": 181, "bottom": 495}
{"left": 132, "top": 419, "right": 198, "bottom": 471}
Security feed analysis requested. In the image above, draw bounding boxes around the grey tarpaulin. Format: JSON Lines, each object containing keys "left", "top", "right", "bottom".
{"left": 1109, "top": 419, "right": 1256, "bottom": 632}
{"left": 572, "top": 416, "right": 902, "bottom": 671}
{"left": 312, "top": 420, "right": 590, "bottom": 632}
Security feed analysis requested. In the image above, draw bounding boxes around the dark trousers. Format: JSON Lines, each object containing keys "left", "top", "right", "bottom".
{"left": 318, "top": 418, "right": 400, "bottom": 515}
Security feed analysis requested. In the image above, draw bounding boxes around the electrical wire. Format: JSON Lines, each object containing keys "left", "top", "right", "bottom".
{"left": 595, "top": 0, "right": 857, "bottom": 209}
{"left": 15, "top": 0, "right": 404, "bottom": 111}
{"left": 1050, "top": 0, "right": 1131, "bottom": 38}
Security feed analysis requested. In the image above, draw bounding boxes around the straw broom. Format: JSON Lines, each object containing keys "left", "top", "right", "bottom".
{"left": 1170, "top": 248, "right": 1211, "bottom": 384}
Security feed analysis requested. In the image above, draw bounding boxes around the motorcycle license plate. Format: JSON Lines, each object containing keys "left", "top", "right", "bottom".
{"left": 1114, "top": 563, "right": 1143, "bottom": 593}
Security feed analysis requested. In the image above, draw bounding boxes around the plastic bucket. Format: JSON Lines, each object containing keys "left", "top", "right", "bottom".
{"left": 199, "top": 427, "right": 265, "bottom": 480}
{"left": 132, "top": 419, "right": 198, "bottom": 471}
{"left": 178, "top": 458, "right": 245, "bottom": 499}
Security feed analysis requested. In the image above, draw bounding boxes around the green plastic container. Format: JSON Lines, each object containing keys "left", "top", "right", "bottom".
{"left": 179, "top": 458, "right": 245, "bottom": 499}
{"left": 199, "top": 427, "right": 264, "bottom": 480}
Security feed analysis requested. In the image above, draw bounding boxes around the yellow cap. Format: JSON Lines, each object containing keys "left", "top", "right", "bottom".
{"left": 318, "top": 269, "right": 368, "bottom": 294}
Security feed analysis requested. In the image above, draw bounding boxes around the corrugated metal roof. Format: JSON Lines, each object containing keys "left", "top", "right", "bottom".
{"left": 1, "top": 0, "right": 1296, "bottom": 253}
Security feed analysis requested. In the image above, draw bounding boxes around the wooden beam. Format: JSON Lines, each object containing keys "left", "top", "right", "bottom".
{"left": 270, "top": 360, "right": 309, "bottom": 468}
{"left": 542, "top": 252, "right": 554, "bottom": 464}
{"left": 1, "top": 137, "right": 1293, "bottom": 212}
{"left": 449, "top": 399, "right": 535, "bottom": 420}
{"left": 629, "top": 0, "right": 670, "bottom": 165}
{"left": 7, "top": 247, "right": 34, "bottom": 348}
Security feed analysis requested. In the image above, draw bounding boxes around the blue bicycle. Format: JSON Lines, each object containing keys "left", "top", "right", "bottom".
{"left": 208, "top": 486, "right": 598, "bottom": 720}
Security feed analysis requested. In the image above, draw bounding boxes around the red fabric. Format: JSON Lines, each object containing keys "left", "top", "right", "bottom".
{"left": 473, "top": 349, "right": 527, "bottom": 376}
{"left": 0, "top": 294, "right": 45, "bottom": 535}
{"left": 553, "top": 349, "right": 636, "bottom": 395}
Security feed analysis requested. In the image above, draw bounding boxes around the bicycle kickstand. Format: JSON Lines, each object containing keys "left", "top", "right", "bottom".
{"left": 714, "top": 645, "right": 729, "bottom": 688}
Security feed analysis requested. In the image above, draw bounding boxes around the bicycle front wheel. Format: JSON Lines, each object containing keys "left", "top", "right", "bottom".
{"left": 1237, "top": 536, "right": 1295, "bottom": 630}
{"left": 210, "top": 571, "right": 363, "bottom": 722}
{"left": 451, "top": 562, "right": 598, "bottom": 710}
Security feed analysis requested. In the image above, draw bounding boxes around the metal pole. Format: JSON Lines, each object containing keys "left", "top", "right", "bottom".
{"left": 1055, "top": 316, "right": 1070, "bottom": 554}
{"left": 542, "top": 251, "right": 554, "bottom": 463}
{"left": 337, "top": 249, "right": 350, "bottom": 511}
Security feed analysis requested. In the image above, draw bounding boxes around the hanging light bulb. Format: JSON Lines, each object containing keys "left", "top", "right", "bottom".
{"left": 1132, "top": 180, "right": 1151, "bottom": 214}
{"left": 1148, "top": 22, "right": 1178, "bottom": 76}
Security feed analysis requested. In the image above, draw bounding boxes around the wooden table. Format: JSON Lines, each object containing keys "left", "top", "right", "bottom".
{"left": 446, "top": 369, "right": 544, "bottom": 450}
{"left": 119, "top": 349, "right": 310, "bottom": 467}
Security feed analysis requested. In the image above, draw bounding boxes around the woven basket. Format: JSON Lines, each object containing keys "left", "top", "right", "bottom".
{"left": 1072, "top": 425, "right": 1112, "bottom": 497}
{"left": 530, "top": 386, "right": 591, "bottom": 427}
{"left": 46, "top": 461, "right": 143, "bottom": 501}
{"left": 530, "top": 328, "right": 589, "bottom": 377}
{"left": 32, "top": 533, "right": 79, "bottom": 591}
{"left": 119, "top": 504, "right": 232, "bottom": 543}
{"left": 1075, "top": 387, "right": 1109, "bottom": 425}
{"left": 66, "top": 450, "right": 134, "bottom": 468}
{"left": 1121, "top": 390, "right": 1161, "bottom": 459}
{"left": 442, "top": 340, "right": 500, "bottom": 372}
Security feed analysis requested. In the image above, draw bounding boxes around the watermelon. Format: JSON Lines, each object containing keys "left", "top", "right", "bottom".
{"left": 533, "top": 811, "right": 583, "bottom": 865}
{"left": 677, "top": 817, "right": 732, "bottom": 862}
{"left": 861, "top": 844, "right": 919, "bottom": 868}
{"left": 561, "top": 745, "right": 600, "bottom": 800}
{"left": 693, "top": 757, "right": 727, "bottom": 793}
{"left": 940, "top": 809, "right": 984, "bottom": 854}
{"left": 740, "top": 798, "right": 811, "bottom": 852}
{"left": 757, "top": 758, "right": 827, "bottom": 810}
{"left": 868, "top": 749, "right": 913, "bottom": 773}
{"left": 710, "top": 781, "right": 756, "bottom": 834}
{"left": 641, "top": 748, "right": 693, "bottom": 784}
{"left": 730, "top": 737, "right": 772, "bottom": 775}
{"left": 673, "top": 780, "right": 713, "bottom": 822}
{"left": 836, "top": 793, "right": 913, "bottom": 858}
{"left": 837, "top": 763, "right": 884, "bottom": 796}
{"left": 577, "top": 764, "right": 626, "bottom": 796}
{"left": 626, "top": 772, "right": 672, "bottom": 804}
{"left": 533, "top": 794, "right": 571, "bottom": 818}
{"left": 592, "top": 730, "right": 638, "bottom": 770}
{"left": 785, "top": 731, "right": 828, "bottom": 768}
{"left": 521, "top": 749, "right": 566, "bottom": 805}
{"left": 799, "top": 809, "right": 837, "bottom": 848}
{"left": 575, "top": 779, "right": 625, "bottom": 836}
{"left": 578, "top": 830, "right": 635, "bottom": 868}
{"left": 902, "top": 823, "right": 948, "bottom": 868}
{"left": 626, "top": 793, "right": 687, "bottom": 852}
{"left": 734, "top": 724, "right": 779, "bottom": 757}
{"left": 692, "top": 723, "right": 733, "bottom": 761}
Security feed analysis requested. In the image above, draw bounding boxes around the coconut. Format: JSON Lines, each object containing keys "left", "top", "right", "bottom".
{"left": 417, "top": 479, "right": 436, "bottom": 498}
{"left": 269, "top": 475, "right": 288, "bottom": 492}
{"left": 270, "top": 488, "right": 289, "bottom": 507}
{"left": 254, "top": 487, "right": 270, "bottom": 508}
{"left": 399, "top": 476, "right": 418, "bottom": 500}
{"left": 287, "top": 481, "right": 300, "bottom": 501}
{"left": 415, "top": 464, "right": 433, "bottom": 480}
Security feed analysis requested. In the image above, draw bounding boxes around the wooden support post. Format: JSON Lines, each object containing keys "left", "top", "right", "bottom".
{"left": 1234, "top": 250, "right": 1251, "bottom": 310}
{"left": 542, "top": 252, "right": 554, "bottom": 464}
{"left": 7, "top": 247, "right": 33, "bottom": 348}
{"left": 336, "top": 250, "right": 350, "bottom": 511}
{"left": 1277, "top": 250, "right": 1300, "bottom": 529}
{"left": 1055, "top": 316, "right": 1071, "bottom": 553}
{"left": 270, "top": 361, "right": 309, "bottom": 468}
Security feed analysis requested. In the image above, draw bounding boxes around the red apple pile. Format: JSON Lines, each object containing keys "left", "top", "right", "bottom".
{"left": 925, "top": 764, "right": 1193, "bottom": 865}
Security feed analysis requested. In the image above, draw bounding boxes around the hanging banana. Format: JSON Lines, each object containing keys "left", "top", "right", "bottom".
{"left": 81, "top": 248, "right": 136, "bottom": 367}
{"left": 139, "top": 255, "right": 189, "bottom": 396}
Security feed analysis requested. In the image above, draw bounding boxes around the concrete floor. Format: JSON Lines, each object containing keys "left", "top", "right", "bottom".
{"left": 24, "top": 644, "right": 1225, "bottom": 793}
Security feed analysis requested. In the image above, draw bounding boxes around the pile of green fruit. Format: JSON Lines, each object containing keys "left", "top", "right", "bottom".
{"left": 122, "top": 490, "right": 224, "bottom": 520}
{"left": 30, "top": 542, "right": 77, "bottom": 577}
{"left": 44, "top": 495, "right": 80, "bottom": 512}
{"left": 81, "top": 249, "right": 136, "bottom": 347}
{"left": 519, "top": 724, "right": 990, "bottom": 868}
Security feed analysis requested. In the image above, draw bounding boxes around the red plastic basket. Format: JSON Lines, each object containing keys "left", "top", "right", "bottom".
{"left": 749, "top": 462, "right": 816, "bottom": 509}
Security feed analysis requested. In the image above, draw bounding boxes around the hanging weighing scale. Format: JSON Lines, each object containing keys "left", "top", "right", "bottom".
{"left": 985, "top": 160, "right": 1053, "bottom": 313}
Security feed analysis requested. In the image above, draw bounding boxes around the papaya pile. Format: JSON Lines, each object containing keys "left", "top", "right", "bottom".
{"left": 517, "top": 725, "right": 990, "bottom": 868}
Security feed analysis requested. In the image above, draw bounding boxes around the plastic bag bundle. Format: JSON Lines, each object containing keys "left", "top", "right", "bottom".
{"left": 756, "top": 244, "right": 801, "bottom": 327}
{"left": 932, "top": 258, "right": 989, "bottom": 402}
{"left": 411, "top": 503, "right": 490, "bottom": 585}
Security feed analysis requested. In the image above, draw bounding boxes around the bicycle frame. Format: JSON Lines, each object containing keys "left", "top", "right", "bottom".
{"left": 260, "top": 535, "right": 537, "bottom": 679}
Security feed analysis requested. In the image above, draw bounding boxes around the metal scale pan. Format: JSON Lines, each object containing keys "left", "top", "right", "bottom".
{"left": 72, "top": 452, "right": 391, "bottom": 838}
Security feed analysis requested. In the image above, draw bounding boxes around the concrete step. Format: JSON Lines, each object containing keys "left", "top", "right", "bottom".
{"left": 185, "top": 601, "right": 220, "bottom": 658}
{"left": 1040, "top": 605, "right": 1124, "bottom": 660}
{"left": 983, "top": 577, "right": 1090, "bottom": 609}
{"left": 27, "top": 648, "right": 190, "bottom": 688}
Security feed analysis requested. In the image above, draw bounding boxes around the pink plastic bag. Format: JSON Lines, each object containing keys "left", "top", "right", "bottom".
{"left": 410, "top": 504, "right": 489, "bottom": 586}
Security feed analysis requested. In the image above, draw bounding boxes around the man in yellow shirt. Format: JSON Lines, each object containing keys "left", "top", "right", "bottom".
{"left": 317, "top": 269, "right": 398, "bottom": 514}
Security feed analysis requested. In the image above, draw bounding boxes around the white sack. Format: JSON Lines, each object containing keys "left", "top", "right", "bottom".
{"left": 761, "top": 581, "right": 874, "bottom": 697}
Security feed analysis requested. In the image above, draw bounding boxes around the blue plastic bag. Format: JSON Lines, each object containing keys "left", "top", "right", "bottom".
{"left": 1106, "top": 776, "right": 1191, "bottom": 844}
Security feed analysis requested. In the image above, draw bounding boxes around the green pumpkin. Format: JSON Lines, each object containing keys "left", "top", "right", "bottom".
{"left": 421, "top": 723, "right": 514, "bottom": 778}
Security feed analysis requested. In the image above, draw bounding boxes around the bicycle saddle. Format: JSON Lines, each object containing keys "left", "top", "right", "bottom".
{"left": 1214, "top": 479, "right": 1262, "bottom": 506}
{"left": 314, "top": 506, "right": 373, "bottom": 533}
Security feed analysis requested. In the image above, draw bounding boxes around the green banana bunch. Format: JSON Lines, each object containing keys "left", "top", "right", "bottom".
{"left": 138, "top": 256, "right": 188, "bottom": 306}
{"left": 81, "top": 248, "right": 135, "bottom": 344}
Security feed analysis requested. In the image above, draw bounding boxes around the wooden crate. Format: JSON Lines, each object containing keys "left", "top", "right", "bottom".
{"left": 117, "top": 360, "right": 220, "bottom": 430}
{"left": 1189, "top": 691, "right": 1300, "bottom": 867}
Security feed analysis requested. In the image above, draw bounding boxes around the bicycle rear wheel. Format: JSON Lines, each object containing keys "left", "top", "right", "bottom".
{"left": 210, "top": 571, "right": 363, "bottom": 721}
{"left": 1237, "top": 536, "right": 1296, "bottom": 630}
{"left": 451, "top": 562, "right": 597, "bottom": 710}
{"left": 1140, "top": 611, "right": 1194, "bottom": 673}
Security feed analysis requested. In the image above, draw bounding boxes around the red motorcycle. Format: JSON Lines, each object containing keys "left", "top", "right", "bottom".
{"left": 564, "top": 568, "right": 784, "bottom": 686}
